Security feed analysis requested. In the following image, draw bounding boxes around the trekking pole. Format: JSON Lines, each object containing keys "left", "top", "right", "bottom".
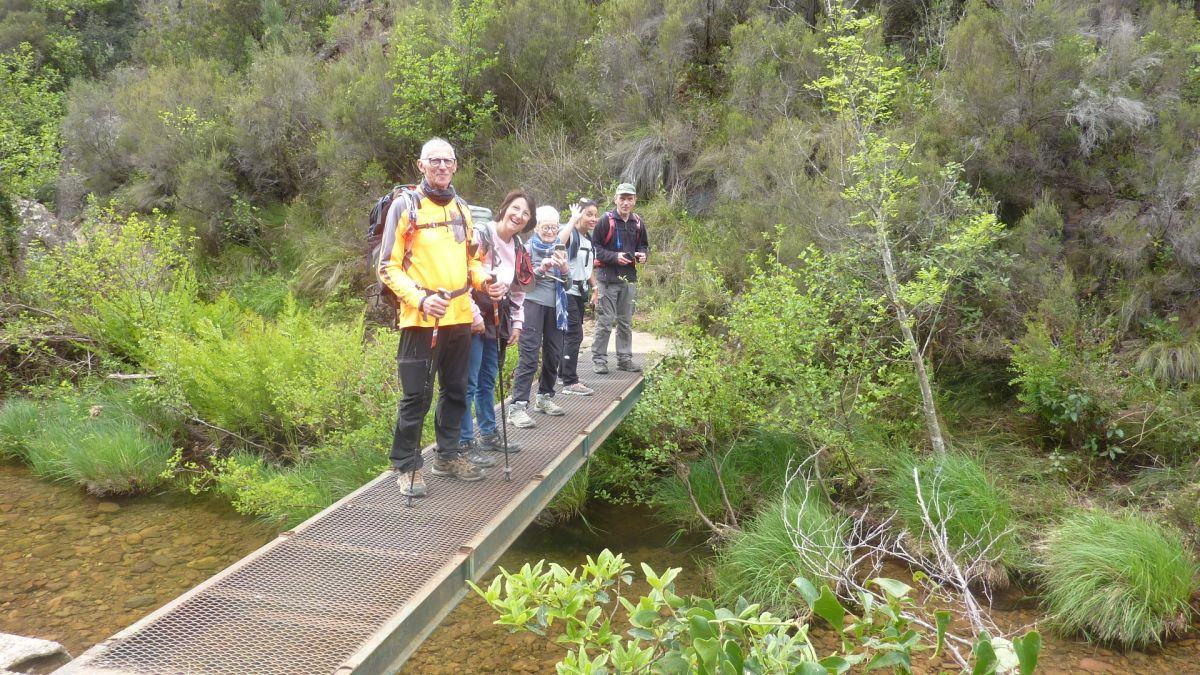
{"left": 489, "top": 274, "right": 512, "bottom": 482}
{"left": 408, "top": 288, "right": 449, "bottom": 508}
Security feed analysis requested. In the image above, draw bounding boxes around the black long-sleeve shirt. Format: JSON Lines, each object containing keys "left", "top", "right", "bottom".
{"left": 592, "top": 211, "right": 649, "bottom": 283}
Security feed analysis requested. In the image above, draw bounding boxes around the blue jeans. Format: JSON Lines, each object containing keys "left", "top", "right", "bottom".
{"left": 460, "top": 333, "right": 500, "bottom": 445}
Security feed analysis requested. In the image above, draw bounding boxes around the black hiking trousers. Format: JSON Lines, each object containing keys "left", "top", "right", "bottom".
{"left": 389, "top": 323, "right": 471, "bottom": 472}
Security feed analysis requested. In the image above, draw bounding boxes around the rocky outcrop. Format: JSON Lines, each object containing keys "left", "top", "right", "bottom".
{"left": 14, "top": 199, "right": 76, "bottom": 255}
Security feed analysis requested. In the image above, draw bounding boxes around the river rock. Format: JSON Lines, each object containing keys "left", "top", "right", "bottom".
{"left": 49, "top": 514, "right": 74, "bottom": 524}
{"left": 87, "top": 525, "right": 111, "bottom": 537}
{"left": 124, "top": 595, "right": 156, "bottom": 610}
{"left": 1079, "top": 657, "right": 1114, "bottom": 672}
{"left": 0, "top": 632, "right": 68, "bottom": 670}
{"left": 98, "top": 548, "right": 123, "bottom": 564}
{"left": 186, "top": 556, "right": 222, "bottom": 571}
{"left": 96, "top": 502, "right": 120, "bottom": 513}
{"left": 29, "top": 544, "right": 57, "bottom": 559}
{"left": 0, "top": 504, "right": 13, "bottom": 513}
{"left": 131, "top": 559, "right": 154, "bottom": 574}
{"left": 149, "top": 553, "right": 173, "bottom": 567}
{"left": 125, "top": 533, "right": 143, "bottom": 546}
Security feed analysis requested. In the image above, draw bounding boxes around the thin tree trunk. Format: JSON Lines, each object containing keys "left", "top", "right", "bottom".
{"left": 877, "top": 225, "right": 948, "bottom": 455}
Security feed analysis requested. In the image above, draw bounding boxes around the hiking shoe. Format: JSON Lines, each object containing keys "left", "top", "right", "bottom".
{"left": 534, "top": 393, "right": 566, "bottom": 416}
{"left": 429, "top": 456, "right": 485, "bottom": 482}
{"left": 479, "top": 432, "right": 521, "bottom": 454}
{"left": 561, "top": 382, "right": 595, "bottom": 396}
{"left": 592, "top": 361, "right": 609, "bottom": 374}
{"left": 463, "top": 442, "right": 499, "bottom": 468}
{"left": 616, "top": 360, "right": 642, "bottom": 372}
{"left": 396, "top": 468, "right": 427, "bottom": 498}
{"left": 508, "top": 401, "right": 536, "bottom": 428}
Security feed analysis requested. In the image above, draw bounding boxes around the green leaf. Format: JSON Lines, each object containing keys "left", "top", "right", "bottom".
{"left": 866, "top": 651, "right": 910, "bottom": 671}
{"left": 819, "top": 655, "right": 852, "bottom": 674}
{"left": 631, "top": 609, "right": 659, "bottom": 628}
{"left": 812, "top": 586, "right": 846, "bottom": 631}
{"left": 723, "top": 640, "right": 744, "bottom": 670}
{"left": 1014, "top": 631, "right": 1041, "bottom": 675}
{"left": 657, "top": 654, "right": 690, "bottom": 674}
{"left": 972, "top": 635, "right": 998, "bottom": 675}
{"left": 796, "top": 662, "right": 827, "bottom": 675}
{"left": 794, "top": 577, "right": 820, "bottom": 606}
{"left": 934, "top": 610, "right": 951, "bottom": 657}
{"left": 693, "top": 637, "right": 721, "bottom": 667}
{"left": 870, "top": 577, "right": 912, "bottom": 600}
{"left": 689, "top": 615, "right": 715, "bottom": 640}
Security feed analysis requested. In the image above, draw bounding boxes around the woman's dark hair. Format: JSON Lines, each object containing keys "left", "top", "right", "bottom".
{"left": 577, "top": 197, "right": 598, "bottom": 209}
{"left": 496, "top": 190, "right": 537, "bottom": 234}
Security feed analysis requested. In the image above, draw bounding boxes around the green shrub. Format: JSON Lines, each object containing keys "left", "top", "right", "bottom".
{"left": 0, "top": 398, "right": 41, "bottom": 461}
{"left": 1042, "top": 511, "right": 1197, "bottom": 647}
{"left": 149, "top": 300, "right": 399, "bottom": 449}
{"left": 886, "top": 452, "right": 1018, "bottom": 586}
{"left": 542, "top": 464, "right": 590, "bottom": 525}
{"left": 713, "top": 487, "right": 847, "bottom": 616}
{"left": 208, "top": 445, "right": 387, "bottom": 526}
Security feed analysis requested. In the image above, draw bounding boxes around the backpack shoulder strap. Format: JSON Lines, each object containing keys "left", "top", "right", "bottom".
{"left": 600, "top": 212, "right": 617, "bottom": 246}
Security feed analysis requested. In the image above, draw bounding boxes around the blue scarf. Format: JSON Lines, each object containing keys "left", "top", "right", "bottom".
{"left": 530, "top": 236, "right": 569, "bottom": 331}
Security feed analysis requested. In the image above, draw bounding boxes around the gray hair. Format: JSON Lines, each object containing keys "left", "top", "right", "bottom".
{"left": 420, "top": 137, "right": 455, "bottom": 160}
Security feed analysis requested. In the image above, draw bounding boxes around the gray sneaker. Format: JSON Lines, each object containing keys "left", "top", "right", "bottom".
{"left": 429, "top": 456, "right": 485, "bottom": 482}
{"left": 508, "top": 401, "right": 536, "bottom": 428}
{"left": 592, "top": 360, "right": 609, "bottom": 374}
{"left": 616, "top": 360, "right": 642, "bottom": 372}
{"left": 396, "top": 468, "right": 427, "bottom": 497}
{"left": 561, "top": 382, "right": 595, "bottom": 396}
{"left": 534, "top": 393, "right": 566, "bottom": 416}
{"left": 463, "top": 442, "right": 499, "bottom": 468}
{"left": 479, "top": 432, "right": 521, "bottom": 454}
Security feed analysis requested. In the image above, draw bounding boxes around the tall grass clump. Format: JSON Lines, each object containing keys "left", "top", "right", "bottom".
{"left": 886, "top": 452, "right": 1018, "bottom": 585}
{"left": 1042, "top": 511, "right": 1197, "bottom": 647}
{"left": 0, "top": 398, "right": 41, "bottom": 460}
{"left": 542, "top": 465, "right": 591, "bottom": 525}
{"left": 713, "top": 487, "right": 846, "bottom": 616}
{"left": 59, "top": 418, "right": 174, "bottom": 496}
{"left": 652, "top": 455, "right": 747, "bottom": 530}
{"left": 6, "top": 391, "right": 176, "bottom": 496}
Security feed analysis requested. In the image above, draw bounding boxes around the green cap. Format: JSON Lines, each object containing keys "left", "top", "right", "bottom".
{"left": 615, "top": 182, "right": 637, "bottom": 196}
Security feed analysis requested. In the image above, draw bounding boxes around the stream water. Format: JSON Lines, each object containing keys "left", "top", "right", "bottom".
{"left": 4, "top": 462, "right": 1200, "bottom": 674}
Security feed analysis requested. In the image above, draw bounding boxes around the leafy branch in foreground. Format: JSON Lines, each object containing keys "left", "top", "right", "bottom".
{"left": 472, "top": 548, "right": 1040, "bottom": 674}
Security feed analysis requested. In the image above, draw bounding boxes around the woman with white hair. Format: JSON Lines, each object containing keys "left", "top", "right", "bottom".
{"left": 507, "top": 205, "right": 571, "bottom": 428}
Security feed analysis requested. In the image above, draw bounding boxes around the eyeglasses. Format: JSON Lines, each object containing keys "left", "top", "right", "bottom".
{"left": 423, "top": 157, "right": 456, "bottom": 166}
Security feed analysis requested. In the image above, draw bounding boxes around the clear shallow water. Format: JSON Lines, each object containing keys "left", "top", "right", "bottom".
{"left": 4, "top": 461, "right": 1200, "bottom": 674}
{"left": 0, "top": 463, "right": 276, "bottom": 658}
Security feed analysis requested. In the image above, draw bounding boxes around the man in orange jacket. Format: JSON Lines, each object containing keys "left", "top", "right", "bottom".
{"left": 378, "top": 137, "right": 505, "bottom": 497}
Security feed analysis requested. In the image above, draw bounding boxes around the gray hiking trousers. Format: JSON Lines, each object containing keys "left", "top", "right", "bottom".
{"left": 592, "top": 279, "right": 636, "bottom": 364}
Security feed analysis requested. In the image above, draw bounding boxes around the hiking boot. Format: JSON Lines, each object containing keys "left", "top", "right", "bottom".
{"left": 616, "top": 360, "right": 642, "bottom": 372}
{"left": 479, "top": 432, "right": 521, "bottom": 454}
{"left": 592, "top": 360, "right": 609, "bottom": 374}
{"left": 534, "top": 393, "right": 566, "bottom": 416}
{"left": 396, "top": 468, "right": 427, "bottom": 498}
{"left": 508, "top": 401, "right": 536, "bottom": 428}
{"left": 561, "top": 382, "right": 595, "bottom": 396}
{"left": 429, "top": 455, "right": 486, "bottom": 482}
{"left": 463, "top": 442, "right": 499, "bottom": 468}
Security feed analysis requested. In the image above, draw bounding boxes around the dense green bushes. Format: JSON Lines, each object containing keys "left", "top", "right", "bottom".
{"left": 1041, "top": 511, "right": 1197, "bottom": 647}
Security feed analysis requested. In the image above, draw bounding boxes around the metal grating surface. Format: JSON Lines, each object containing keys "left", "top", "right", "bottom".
{"left": 59, "top": 356, "right": 645, "bottom": 675}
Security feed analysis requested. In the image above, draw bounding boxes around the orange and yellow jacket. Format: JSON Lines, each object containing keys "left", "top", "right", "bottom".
{"left": 377, "top": 191, "right": 487, "bottom": 329}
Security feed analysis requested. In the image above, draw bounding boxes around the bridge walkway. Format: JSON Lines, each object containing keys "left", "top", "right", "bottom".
{"left": 58, "top": 355, "right": 647, "bottom": 675}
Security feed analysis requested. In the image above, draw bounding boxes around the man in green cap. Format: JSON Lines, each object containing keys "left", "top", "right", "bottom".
{"left": 591, "top": 182, "right": 648, "bottom": 373}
